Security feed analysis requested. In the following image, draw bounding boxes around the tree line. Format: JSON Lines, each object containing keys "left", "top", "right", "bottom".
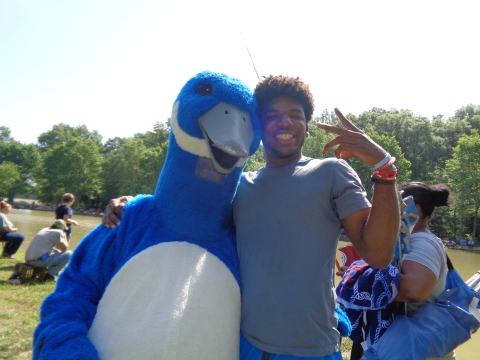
{"left": 1, "top": 104, "right": 479, "bottom": 241}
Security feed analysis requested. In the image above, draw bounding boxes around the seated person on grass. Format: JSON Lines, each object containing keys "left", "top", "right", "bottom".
{"left": 24, "top": 219, "right": 72, "bottom": 282}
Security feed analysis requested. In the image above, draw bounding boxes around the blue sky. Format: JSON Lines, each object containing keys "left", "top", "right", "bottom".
{"left": 1, "top": 0, "right": 479, "bottom": 145}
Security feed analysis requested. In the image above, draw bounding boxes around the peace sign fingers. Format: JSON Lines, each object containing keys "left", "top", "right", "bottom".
{"left": 316, "top": 108, "right": 387, "bottom": 166}
{"left": 334, "top": 108, "right": 364, "bottom": 133}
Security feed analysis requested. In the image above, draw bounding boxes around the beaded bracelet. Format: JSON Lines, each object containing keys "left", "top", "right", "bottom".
{"left": 371, "top": 176, "right": 396, "bottom": 185}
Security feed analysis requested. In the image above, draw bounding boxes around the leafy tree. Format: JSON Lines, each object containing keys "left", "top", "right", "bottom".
{"left": 103, "top": 137, "right": 129, "bottom": 155}
{"left": 0, "top": 162, "right": 21, "bottom": 200}
{"left": 446, "top": 130, "right": 480, "bottom": 240}
{"left": 244, "top": 146, "right": 266, "bottom": 172}
{"left": 38, "top": 124, "right": 103, "bottom": 151}
{"left": 100, "top": 138, "right": 166, "bottom": 206}
{"left": 432, "top": 116, "right": 471, "bottom": 150}
{"left": 430, "top": 206, "right": 455, "bottom": 240}
{"left": 316, "top": 109, "right": 344, "bottom": 127}
{"left": 302, "top": 120, "right": 337, "bottom": 160}
{"left": 355, "top": 108, "right": 443, "bottom": 182}
{"left": 453, "top": 104, "right": 480, "bottom": 132}
{"left": 134, "top": 121, "right": 170, "bottom": 148}
{"left": 0, "top": 140, "right": 41, "bottom": 200}
{"left": 0, "top": 126, "right": 13, "bottom": 142}
{"left": 37, "top": 138, "right": 104, "bottom": 207}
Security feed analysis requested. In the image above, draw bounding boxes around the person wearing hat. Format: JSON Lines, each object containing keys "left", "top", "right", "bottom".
{"left": 25, "top": 219, "right": 73, "bottom": 282}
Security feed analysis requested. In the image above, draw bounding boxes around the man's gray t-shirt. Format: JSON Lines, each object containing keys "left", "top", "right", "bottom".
{"left": 25, "top": 228, "right": 65, "bottom": 261}
{"left": 233, "top": 156, "right": 371, "bottom": 357}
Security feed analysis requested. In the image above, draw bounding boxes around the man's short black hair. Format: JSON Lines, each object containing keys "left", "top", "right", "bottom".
{"left": 254, "top": 75, "right": 315, "bottom": 121}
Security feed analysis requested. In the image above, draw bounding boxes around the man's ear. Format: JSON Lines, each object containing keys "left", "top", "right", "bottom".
{"left": 305, "top": 122, "right": 310, "bottom": 137}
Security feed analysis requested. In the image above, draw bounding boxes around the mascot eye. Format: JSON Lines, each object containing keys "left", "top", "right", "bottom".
{"left": 197, "top": 83, "right": 213, "bottom": 97}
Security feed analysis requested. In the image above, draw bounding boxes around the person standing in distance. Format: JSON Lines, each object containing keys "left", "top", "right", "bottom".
{"left": 55, "top": 193, "right": 79, "bottom": 241}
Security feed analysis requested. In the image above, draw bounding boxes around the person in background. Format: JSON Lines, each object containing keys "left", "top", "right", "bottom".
{"left": 55, "top": 193, "right": 79, "bottom": 241}
{"left": 467, "top": 239, "right": 475, "bottom": 249}
{"left": 24, "top": 219, "right": 72, "bottom": 282}
{"left": 395, "top": 182, "right": 455, "bottom": 360}
{"left": 0, "top": 200, "right": 25, "bottom": 259}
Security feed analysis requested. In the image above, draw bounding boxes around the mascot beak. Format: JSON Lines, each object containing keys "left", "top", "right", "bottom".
{"left": 199, "top": 101, "right": 254, "bottom": 174}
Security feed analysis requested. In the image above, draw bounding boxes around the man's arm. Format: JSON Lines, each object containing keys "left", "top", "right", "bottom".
{"left": 102, "top": 196, "right": 133, "bottom": 227}
{"left": 318, "top": 108, "right": 400, "bottom": 269}
{"left": 2, "top": 225, "right": 17, "bottom": 232}
{"left": 56, "top": 238, "right": 68, "bottom": 252}
{"left": 341, "top": 187, "right": 399, "bottom": 269}
{"left": 62, "top": 213, "right": 79, "bottom": 226}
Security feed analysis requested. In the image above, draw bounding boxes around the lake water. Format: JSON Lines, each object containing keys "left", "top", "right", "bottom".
{"left": 5, "top": 209, "right": 480, "bottom": 358}
{"left": 6, "top": 209, "right": 102, "bottom": 248}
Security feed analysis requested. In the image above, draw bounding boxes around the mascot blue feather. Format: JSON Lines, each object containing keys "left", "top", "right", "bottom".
{"left": 33, "top": 71, "right": 261, "bottom": 360}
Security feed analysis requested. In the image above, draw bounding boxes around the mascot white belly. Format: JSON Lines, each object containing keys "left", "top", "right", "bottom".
{"left": 88, "top": 241, "right": 241, "bottom": 360}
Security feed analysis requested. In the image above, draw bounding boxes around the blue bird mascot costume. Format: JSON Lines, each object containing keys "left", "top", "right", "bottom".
{"left": 33, "top": 71, "right": 262, "bottom": 360}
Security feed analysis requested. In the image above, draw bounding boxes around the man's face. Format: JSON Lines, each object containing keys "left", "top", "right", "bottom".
{"left": 259, "top": 96, "right": 308, "bottom": 165}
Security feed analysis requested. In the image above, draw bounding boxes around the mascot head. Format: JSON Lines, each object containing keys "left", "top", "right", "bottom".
{"left": 155, "top": 71, "right": 261, "bottom": 241}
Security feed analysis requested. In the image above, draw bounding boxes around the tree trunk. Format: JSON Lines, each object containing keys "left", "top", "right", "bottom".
{"left": 473, "top": 205, "right": 479, "bottom": 241}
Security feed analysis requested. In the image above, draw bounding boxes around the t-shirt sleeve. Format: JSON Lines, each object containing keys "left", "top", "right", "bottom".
{"left": 332, "top": 159, "right": 371, "bottom": 220}
{"left": 404, "top": 233, "right": 445, "bottom": 280}
{"left": 52, "top": 230, "right": 66, "bottom": 246}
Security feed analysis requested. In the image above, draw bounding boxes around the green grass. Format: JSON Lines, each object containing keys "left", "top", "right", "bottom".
{"left": 0, "top": 252, "right": 55, "bottom": 359}
{"left": 341, "top": 337, "right": 353, "bottom": 359}
{"left": 0, "top": 252, "right": 354, "bottom": 360}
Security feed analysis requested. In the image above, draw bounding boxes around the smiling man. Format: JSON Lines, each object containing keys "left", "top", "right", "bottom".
{"left": 233, "top": 75, "right": 399, "bottom": 359}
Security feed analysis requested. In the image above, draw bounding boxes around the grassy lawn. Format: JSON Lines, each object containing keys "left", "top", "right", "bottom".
{"left": 340, "top": 338, "right": 353, "bottom": 359}
{"left": 0, "top": 252, "right": 353, "bottom": 360}
{"left": 0, "top": 253, "right": 55, "bottom": 360}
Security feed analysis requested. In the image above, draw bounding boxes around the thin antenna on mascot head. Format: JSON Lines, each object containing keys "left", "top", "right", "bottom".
{"left": 241, "top": 33, "right": 260, "bottom": 81}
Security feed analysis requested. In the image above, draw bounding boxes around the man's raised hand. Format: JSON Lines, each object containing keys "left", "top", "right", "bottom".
{"left": 316, "top": 108, "right": 387, "bottom": 166}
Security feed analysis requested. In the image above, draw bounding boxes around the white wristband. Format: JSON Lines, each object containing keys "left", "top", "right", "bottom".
{"left": 369, "top": 153, "right": 391, "bottom": 171}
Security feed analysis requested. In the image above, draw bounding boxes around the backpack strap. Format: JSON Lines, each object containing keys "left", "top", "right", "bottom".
{"left": 446, "top": 253, "right": 454, "bottom": 270}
